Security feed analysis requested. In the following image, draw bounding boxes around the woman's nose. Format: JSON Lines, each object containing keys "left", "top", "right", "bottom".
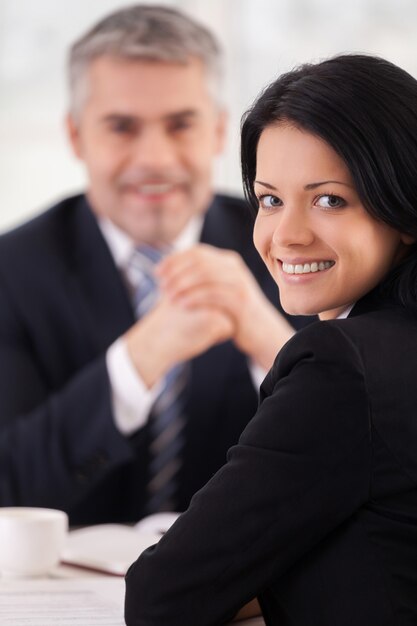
{"left": 272, "top": 206, "right": 314, "bottom": 248}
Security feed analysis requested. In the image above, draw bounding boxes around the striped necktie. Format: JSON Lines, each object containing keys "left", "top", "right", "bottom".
{"left": 128, "top": 245, "right": 188, "bottom": 513}
{"left": 128, "top": 245, "right": 163, "bottom": 318}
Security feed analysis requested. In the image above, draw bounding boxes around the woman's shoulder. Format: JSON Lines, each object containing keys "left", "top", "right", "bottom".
{"left": 287, "top": 302, "right": 415, "bottom": 352}
{"left": 274, "top": 316, "right": 360, "bottom": 369}
{"left": 264, "top": 304, "right": 417, "bottom": 395}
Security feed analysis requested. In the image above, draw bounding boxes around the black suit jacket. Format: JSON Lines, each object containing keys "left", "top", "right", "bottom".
{"left": 125, "top": 289, "right": 417, "bottom": 625}
{"left": 0, "top": 194, "right": 310, "bottom": 525}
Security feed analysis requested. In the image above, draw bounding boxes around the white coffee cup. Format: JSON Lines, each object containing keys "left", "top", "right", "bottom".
{"left": 0, "top": 507, "right": 68, "bottom": 577}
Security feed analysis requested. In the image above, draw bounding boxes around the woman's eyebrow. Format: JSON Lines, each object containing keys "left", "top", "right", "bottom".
{"left": 304, "top": 180, "right": 354, "bottom": 190}
{"left": 254, "top": 180, "right": 277, "bottom": 190}
{"left": 254, "top": 180, "right": 354, "bottom": 191}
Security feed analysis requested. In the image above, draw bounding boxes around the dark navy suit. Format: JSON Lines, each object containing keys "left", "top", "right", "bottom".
{"left": 0, "top": 194, "right": 310, "bottom": 525}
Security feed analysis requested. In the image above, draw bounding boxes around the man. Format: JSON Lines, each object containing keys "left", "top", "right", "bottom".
{"left": 0, "top": 5, "right": 310, "bottom": 525}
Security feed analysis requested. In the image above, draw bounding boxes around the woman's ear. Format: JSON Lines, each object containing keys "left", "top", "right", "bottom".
{"left": 400, "top": 232, "right": 416, "bottom": 245}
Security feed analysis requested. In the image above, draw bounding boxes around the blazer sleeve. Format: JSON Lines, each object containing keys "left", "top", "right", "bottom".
{"left": 124, "top": 322, "right": 372, "bottom": 626}
{"left": 0, "top": 281, "right": 134, "bottom": 510}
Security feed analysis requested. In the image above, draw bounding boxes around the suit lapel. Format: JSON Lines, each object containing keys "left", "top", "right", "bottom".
{"left": 192, "top": 196, "right": 249, "bottom": 389}
{"left": 64, "top": 197, "right": 134, "bottom": 354}
{"left": 183, "top": 196, "right": 258, "bottom": 442}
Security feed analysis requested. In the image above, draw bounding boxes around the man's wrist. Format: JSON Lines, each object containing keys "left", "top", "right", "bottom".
{"left": 106, "top": 338, "right": 159, "bottom": 435}
{"left": 124, "top": 320, "right": 172, "bottom": 388}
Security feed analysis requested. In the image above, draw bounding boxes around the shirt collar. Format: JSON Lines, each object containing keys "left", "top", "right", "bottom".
{"left": 336, "top": 303, "right": 355, "bottom": 319}
{"left": 97, "top": 215, "right": 205, "bottom": 270}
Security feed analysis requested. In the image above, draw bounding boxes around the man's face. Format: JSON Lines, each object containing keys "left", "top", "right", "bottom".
{"left": 67, "top": 56, "right": 226, "bottom": 245}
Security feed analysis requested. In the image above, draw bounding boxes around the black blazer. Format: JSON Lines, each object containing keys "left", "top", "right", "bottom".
{"left": 0, "top": 194, "right": 310, "bottom": 525}
{"left": 125, "top": 289, "right": 417, "bottom": 626}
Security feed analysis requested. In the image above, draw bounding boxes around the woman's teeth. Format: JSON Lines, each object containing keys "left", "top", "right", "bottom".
{"left": 282, "top": 260, "right": 335, "bottom": 274}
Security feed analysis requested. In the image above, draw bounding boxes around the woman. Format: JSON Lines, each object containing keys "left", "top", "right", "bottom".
{"left": 125, "top": 54, "right": 417, "bottom": 625}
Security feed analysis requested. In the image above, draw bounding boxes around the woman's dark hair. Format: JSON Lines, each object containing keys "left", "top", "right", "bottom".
{"left": 241, "top": 53, "right": 417, "bottom": 307}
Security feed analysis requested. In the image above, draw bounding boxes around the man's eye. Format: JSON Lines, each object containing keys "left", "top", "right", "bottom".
{"left": 169, "top": 119, "right": 193, "bottom": 133}
{"left": 258, "top": 194, "right": 281, "bottom": 209}
{"left": 315, "top": 194, "right": 346, "bottom": 209}
{"left": 109, "top": 120, "right": 136, "bottom": 134}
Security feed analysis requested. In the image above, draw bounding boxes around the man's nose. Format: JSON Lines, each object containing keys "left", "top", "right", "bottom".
{"left": 131, "top": 127, "right": 178, "bottom": 170}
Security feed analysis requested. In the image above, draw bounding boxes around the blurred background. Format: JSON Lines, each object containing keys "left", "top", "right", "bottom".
{"left": 1, "top": 0, "right": 417, "bottom": 232}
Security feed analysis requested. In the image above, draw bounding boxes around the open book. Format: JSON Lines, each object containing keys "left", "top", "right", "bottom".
{"left": 61, "top": 512, "right": 180, "bottom": 576}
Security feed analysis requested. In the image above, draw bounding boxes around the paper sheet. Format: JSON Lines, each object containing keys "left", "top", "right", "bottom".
{"left": 0, "top": 576, "right": 266, "bottom": 625}
{"left": 62, "top": 524, "right": 161, "bottom": 575}
{"left": 0, "top": 578, "right": 125, "bottom": 625}
{"left": 61, "top": 513, "right": 180, "bottom": 575}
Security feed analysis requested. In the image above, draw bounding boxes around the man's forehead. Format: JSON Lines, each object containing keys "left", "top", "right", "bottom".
{"left": 84, "top": 56, "right": 216, "bottom": 115}
{"left": 87, "top": 55, "right": 209, "bottom": 89}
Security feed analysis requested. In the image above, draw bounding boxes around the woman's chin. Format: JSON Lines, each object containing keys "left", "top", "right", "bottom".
{"left": 280, "top": 302, "right": 320, "bottom": 317}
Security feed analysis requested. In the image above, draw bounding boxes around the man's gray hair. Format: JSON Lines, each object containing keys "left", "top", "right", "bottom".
{"left": 68, "top": 4, "right": 224, "bottom": 119}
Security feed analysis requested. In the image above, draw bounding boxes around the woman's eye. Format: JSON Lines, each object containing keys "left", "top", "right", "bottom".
{"left": 315, "top": 194, "right": 346, "bottom": 209}
{"left": 258, "top": 195, "right": 282, "bottom": 210}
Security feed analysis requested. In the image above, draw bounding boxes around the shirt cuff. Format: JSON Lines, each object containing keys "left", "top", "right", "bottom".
{"left": 106, "top": 337, "right": 161, "bottom": 435}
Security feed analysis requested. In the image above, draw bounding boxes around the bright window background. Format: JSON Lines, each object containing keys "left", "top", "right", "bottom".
{"left": 1, "top": 0, "right": 417, "bottom": 232}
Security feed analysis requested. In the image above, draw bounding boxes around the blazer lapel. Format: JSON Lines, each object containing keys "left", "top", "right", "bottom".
{"left": 64, "top": 197, "right": 135, "bottom": 354}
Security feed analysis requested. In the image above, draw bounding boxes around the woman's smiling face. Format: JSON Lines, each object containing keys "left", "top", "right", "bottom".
{"left": 253, "top": 123, "right": 411, "bottom": 320}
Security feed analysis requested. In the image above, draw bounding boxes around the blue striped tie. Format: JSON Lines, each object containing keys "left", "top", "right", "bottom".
{"left": 128, "top": 245, "right": 187, "bottom": 513}
{"left": 129, "top": 245, "right": 164, "bottom": 318}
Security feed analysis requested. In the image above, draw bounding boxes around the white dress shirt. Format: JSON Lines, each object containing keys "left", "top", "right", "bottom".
{"left": 100, "top": 217, "right": 266, "bottom": 436}
{"left": 337, "top": 304, "right": 355, "bottom": 319}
